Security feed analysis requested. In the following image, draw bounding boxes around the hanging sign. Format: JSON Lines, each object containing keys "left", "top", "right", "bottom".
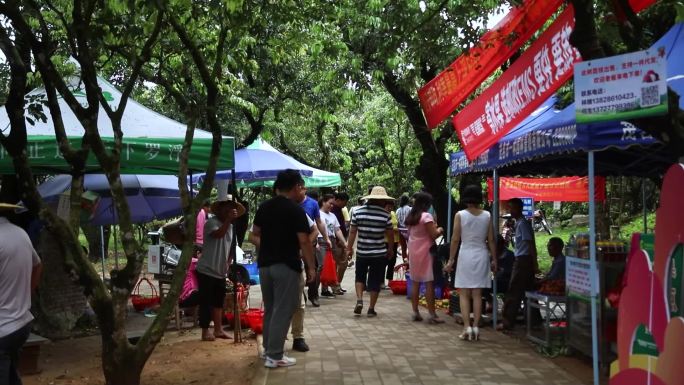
{"left": 574, "top": 48, "right": 668, "bottom": 123}
{"left": 487, "top": 176, "right": 607, "bottom": 202}
{"left": 453, "top": 6, "right": 581, "bottom": 161}
{"left": 417, "top": 0, "right": 564, "bottom": 129}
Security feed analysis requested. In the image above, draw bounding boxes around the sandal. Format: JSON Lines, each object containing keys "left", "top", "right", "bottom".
{"left": 412, "top": 313, "right": 423, "bottom": 322}
{"left": 459, "top": 326, "right": 473, "bottom": 340}
{"left": 427, "top": 316, "right": 445, "bottom": 324}
{"left": 353, "top": 302, "right": 363, "bottom": 315}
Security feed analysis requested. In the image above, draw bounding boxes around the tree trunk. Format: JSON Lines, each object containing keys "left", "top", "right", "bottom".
{"left": 102, "top": 337, "right": 144, "bottom": 385}
{"left": 82, "top": 224, "right": 111, "bottom": 263}
{"left": 381, "top": 72, "right": 452, "bottom": 228}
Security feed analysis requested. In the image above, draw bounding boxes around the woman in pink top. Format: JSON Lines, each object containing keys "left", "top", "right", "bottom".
{"left": 406, "top": 192, "right": 444, "bottom": 323}
{"left": 195, "top": 200, "right": 211, "bottom": 246}
{"left": 179, "top": 258, "right": 199, "bottom": 308}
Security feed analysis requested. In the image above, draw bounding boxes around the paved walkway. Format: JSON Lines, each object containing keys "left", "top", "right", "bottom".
{"left": 250, "top": 267, "right": 589, "bottom": 385}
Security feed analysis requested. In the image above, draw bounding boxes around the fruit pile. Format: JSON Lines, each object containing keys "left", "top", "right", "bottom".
{"left": 538, "top": 279, "right": 565, "bottom": 296}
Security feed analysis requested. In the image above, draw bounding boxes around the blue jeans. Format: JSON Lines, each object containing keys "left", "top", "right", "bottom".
{"left": 0, "top": 322, "right": 31, "bottom": 385}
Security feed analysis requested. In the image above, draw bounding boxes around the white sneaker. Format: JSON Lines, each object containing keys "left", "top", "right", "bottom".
{"left": 264, "top": 355, "right": 297, "bottom": 368}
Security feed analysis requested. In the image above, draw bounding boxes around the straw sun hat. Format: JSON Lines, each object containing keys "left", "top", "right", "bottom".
{"left": 0, "top": 202, "right": 23, "bottom": 211}
{"left": 362, "top": 186, "right": 394, "bottom": 202}
{"left": 210, "top": 196, "right": 246, "bottom": 218}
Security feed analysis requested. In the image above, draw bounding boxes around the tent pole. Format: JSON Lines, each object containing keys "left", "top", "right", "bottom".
{"left": 492, "top": 169, "right": 500, "bottom": 329}
{"left": 112, "top": 204, "right": 119, "bottom": 270}
{"left": 100, "top": 226, "right": 106, "bottom": 281}
{"left": 642, "top": 178, "right": 647, "bottom": 233}
{"left": 231, "top": 169, "right": 242, "bottom": 343}
{"left": 447, "top": 177, "right": 452, "bottom": 243}
{"left": 588, "top": 151, "right": 600, "bottom": 385}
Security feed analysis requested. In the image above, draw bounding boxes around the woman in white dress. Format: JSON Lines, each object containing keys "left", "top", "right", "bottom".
{"left": 445, "top": 185, "right": 497, "bottom": 341}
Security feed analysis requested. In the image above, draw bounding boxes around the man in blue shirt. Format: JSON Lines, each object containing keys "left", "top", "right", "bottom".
{"left": 499, "top": 198, "right": 541, "bottom": 331}
{"left": 300, "top": 191, "right": 331, "bottom": 307}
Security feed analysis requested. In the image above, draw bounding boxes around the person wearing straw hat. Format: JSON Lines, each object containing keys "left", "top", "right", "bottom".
{"left": 196, "top": 196, "right": 246, "bottom": 341}
{"left": 345, "top": 186, "right": 394, "bottom": 317}
{"left": 0, "top": 202, "right": 42, "bottom": 385}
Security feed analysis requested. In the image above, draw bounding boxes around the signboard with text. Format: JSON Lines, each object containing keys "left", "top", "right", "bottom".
{"left": 417, "top": 0, "right": 564, "bottom": 129}
{"left": 574, "top": 48, "right": 668, "bottom": 123}
{"left": 453, "top": 6, "right": 581, "bottom": 161}
{"left": 566, "top": 256, "right": 597, "bottom": 301}
{"left": 522, "top": 197, "right": 534, "bottom": 218}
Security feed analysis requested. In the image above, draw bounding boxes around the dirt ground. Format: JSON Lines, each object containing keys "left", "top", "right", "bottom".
{"left": 22, "top": 328, "right": 258, "bottom": 385}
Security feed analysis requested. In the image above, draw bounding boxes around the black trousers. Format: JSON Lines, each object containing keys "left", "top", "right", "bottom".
{"left": 502, "top": 256, "right": 542, "bottom": 328}
{"left": 0, "top": 322, "right": 31, "bottom": 385}
{"left": 385, "top": 242, "right": 399, "bottom": 281}
{"left": 197, "top": 272, "right": 227, "bottom": 329}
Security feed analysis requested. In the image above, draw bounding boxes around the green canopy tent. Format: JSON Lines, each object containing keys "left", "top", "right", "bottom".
{"left": 0, "top": 76, "right": 234, "bottom": 175}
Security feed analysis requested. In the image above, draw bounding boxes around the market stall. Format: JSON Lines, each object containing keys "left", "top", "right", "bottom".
{"left": 447, "top": 20, "right": 684, "bottom": 378}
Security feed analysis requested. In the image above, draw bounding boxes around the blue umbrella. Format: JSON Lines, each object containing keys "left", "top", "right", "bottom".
{"left": 38, "top": 174, "right": 187, "bottom": 225}
{"left": 192, "top": 137, "right": 313, "bottom": 184}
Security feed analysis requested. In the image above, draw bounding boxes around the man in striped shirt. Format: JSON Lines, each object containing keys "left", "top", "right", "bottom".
{"left": 345, "top": 186, "right": 394, "bottom": 317}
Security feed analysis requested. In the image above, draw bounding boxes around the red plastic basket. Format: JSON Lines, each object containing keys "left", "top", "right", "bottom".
{"left": 131, "top": 277, "right": 160, "bottom": 312}
{"left": 245, "top": 308, "right": 264, "bottom": 334}
{"left": 388, "top": 264, "right": 408, "bottom": 295}
{"left": 388, "top": 280, "right": 407, "bottom": 295}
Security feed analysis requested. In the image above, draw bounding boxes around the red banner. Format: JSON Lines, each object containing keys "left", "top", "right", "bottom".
{"left": 417, "top": 0, "right": 564, "bottom": 129}
{"left": 630, "top": 0, "right": 657, "bottom": 13}
{"left": 613, "top": 0, "right": 658, "bottom": 22}
{"left": 453, "top": 6, "right": 581, "bottom": 161}
{"left": 487, "top": 176, "right": 606, "bottom": 202}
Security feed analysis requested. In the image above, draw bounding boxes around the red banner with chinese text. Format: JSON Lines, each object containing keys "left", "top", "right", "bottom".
{"left": 417, "top": 0, "right": 564, "bottom": 130}
{"left": 487, "top": 176, "right": 606, "bottom": 202}
{"left": 453, "top": 6, "right": 581, "bottom": 161}
{"left": 613, "top": 0, "right": 658, "bottom": 22}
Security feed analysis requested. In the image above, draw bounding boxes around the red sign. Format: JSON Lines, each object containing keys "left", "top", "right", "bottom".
{"left": 487, "top": 176, "right": 606, "bottom": 202}
{"left": 454, "top": 6, "right": 581, "bottom": 161}
{"left": 417, "top": 0, "right": 564, "bottom": 129}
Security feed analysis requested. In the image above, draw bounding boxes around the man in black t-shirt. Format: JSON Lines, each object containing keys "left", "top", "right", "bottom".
{"left": 250, "top": 170, "right": 315, "bottom": 369}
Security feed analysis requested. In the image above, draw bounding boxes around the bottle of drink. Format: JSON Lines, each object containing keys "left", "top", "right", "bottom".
{"left": 566, "top": 234, "right": 577, "bottom": 258}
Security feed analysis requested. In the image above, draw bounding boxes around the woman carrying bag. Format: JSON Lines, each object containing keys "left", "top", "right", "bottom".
{"left": 405, "top": 192, "right": 445, "bottom": 323}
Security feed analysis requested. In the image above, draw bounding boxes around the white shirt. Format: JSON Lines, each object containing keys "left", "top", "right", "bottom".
{"left": 318, "top": 210, "right": 340, "bottom": 238}
{"left": 0, "top": 217, "right": 41, "bottom": 337}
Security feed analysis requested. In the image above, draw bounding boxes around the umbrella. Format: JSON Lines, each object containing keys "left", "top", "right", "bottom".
{"left": 193, "top": 137, "right": 314, "bottom": 185}
{"left": 38, "top": 174, "right": 187, "bottom": 225}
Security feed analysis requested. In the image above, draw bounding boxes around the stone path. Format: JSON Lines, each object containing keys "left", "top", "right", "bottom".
{"left": 250, "top": 267, "right": 589, "bottom": 385}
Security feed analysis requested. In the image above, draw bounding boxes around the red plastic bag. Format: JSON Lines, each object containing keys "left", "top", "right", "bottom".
{"left": 320, "top": 249, "right": 338, "bottom": 286}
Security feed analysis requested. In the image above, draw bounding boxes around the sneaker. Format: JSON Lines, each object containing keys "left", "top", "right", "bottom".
{"left": 292, "top": 338, "right": 310, "bottom": 352}
{"left": 320, "top": 290, "right": 335, "bottom": 298}
{"left": 264, "top": 355, "right": 297, "bottom": 368}
{"left": 340, "top": 287, "right": 348, "bottom": 293}
{"left": 353, "top": 302, "right": 363, "bottom": 315}
{"left": 333, "top": 288, "right": 345, "bottom": 295}
{"left": 310, "top": 297, "right": 320, "bottom": 307}
{"left": 367, "top": 308, "right": 377, "bottom": 317}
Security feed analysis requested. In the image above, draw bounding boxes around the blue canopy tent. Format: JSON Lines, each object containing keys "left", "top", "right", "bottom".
{"left": 38, "top": 174, "right": 188, "bottom": 226}
{"left": 449, "top": 23, "right": 684, "bottom": 177}
{"left": 193, "top": 137, "right": 341, "bottom": 187}
{"left": 446, "top": 24, "right": 684, "bottom": 384}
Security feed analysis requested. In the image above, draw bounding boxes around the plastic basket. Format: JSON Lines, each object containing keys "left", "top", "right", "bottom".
{"left": 244, "top": 308, "right": 264, "bottom": 334}
{"left": 388, "top": 263, "right": 408, "bottom": 295}
{"left": 131, "top": 277, "right": 160, "bottom": 312}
